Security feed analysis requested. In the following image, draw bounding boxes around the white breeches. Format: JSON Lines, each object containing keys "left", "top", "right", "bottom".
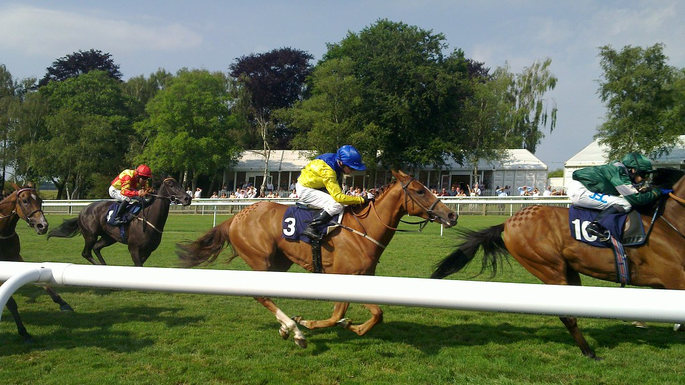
{"left": 109, "top": 186, "right": 132, "bottom": 203}
{"left": 295, "top": 183, "right": 344, "bottom": 215}
{"left": 567, "top": 180, "right": 632, "bottom": 211}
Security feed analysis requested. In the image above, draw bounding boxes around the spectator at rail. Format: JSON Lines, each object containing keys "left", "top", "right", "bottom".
{"left": 518, "top": 185, "right": 533, "bottom": 196}
{"left": 194, "top": 187, "right": 202, "bottom": 199}
{"left": 470, "top": 183, "right": 481, "bottom": 196}
{"left": 210, "top": 191, "right": 218, "bottom": 199}
{"left": 449, "top": 185, "right": 458, "bottom": 196}
{"left": 218, "top": 185, "right": 229, "bottom": 197}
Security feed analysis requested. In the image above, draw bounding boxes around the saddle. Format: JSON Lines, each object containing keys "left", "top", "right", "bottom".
{"left": 568, "top": 206, "right": 646, "bottom": 247}
{"left": 106, "top": 202, "right": 143, "bottom": 226}
{"left": 282, "top": 204, "right": 342, "bottom": 273}
{"left": 568, "top": 206, "right": 647, "bottom": 287}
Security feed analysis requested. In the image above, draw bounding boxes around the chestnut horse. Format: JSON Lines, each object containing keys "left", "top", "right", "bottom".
{"left": 432, "top": 169, "right": 685, "bottom": 359}
{"left": 48, "top": 177, "right": 192, "bottom": 266}
{"left": 178, "top": 170, "right": 457, "bottom": 348}
{"left": 1, "top": 186, "right": 72, "bottom": 342}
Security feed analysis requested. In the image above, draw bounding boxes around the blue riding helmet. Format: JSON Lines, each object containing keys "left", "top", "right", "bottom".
{"left": 336, "top": 145, "right": 366, "bottom": 171}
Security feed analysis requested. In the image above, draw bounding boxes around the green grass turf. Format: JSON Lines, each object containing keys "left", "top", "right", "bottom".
{"left": 1, "top": 213, "right": 683, "bottom": 384}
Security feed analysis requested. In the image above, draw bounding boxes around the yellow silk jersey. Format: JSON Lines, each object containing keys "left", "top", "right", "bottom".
{"left": 297, "top": 159, "right": 364, "bottom": 205}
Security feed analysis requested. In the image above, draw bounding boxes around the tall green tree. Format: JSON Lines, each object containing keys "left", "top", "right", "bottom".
{"left": 507, "top": 58, "right": 557, "bottom": 152}
{"left": 134, "top": 69, "right": 241, "bottom": 190}
{"left": 311, "top": 19, "right": 475, "bottom": 168}
{"left": 461, "top": 67, "right": 516, "bottom": 182}
{"left": 597, "top": 43, "right": 684, "bottom": 159}
{"left": 25, "top": 70, "right": 131, "bottom": 198}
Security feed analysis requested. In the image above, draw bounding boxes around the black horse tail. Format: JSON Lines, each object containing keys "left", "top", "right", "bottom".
{"left": 177, "top": 217, "right": 233, "bottom": 268}
{"left": 431, "top": 223, "right": 508, "bottom": 279}
{"left": 47, "top": 218, "right": 81, "bottom": 239}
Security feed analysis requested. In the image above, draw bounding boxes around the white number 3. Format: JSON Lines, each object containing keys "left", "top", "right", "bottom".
{"left": 283, "top": 217, "right": 296, "bottom": 236}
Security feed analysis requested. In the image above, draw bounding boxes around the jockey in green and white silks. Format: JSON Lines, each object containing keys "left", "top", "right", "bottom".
{"left": 567, "top": 152, "right": 662, "bottom": 241}
{"left": 296, "top": 145, "right": 369, "bottom": 241}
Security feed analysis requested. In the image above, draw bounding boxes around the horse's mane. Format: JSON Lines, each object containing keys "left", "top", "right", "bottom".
{"left": 373, "top": 179, "right": 398, "bottom": 200}
{"left": 651, "top": 168, "right": 684, "bottom": 189}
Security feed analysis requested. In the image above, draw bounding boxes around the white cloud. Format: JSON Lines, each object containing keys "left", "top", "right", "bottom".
{"left": 0, "top": 5, "right": 203, "bottom": 57}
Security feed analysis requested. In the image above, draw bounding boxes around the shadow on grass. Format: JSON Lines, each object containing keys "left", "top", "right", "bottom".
{"left": 288, "top": 319, "right": 684, "bottom": 356}
{"left": 0, "top": 305, "right": 204, "bottom": 356}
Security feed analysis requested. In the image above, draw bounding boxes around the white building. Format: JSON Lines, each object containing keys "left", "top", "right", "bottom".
{"left": 563, "top": 135, "right": 685, "bottom": 188}
{"left": 226, "top": 149, "right": 548, "bottom": 196}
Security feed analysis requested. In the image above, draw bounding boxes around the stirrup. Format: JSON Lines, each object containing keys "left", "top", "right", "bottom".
{"left": 587, "top": 224, "right": 610, "bottom": 242}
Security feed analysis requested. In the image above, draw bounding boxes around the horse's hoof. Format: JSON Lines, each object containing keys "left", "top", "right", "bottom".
{"left": 294, "top": 337, "right": 307, "bottom": 348}
{"left": 60, "top": 304, "right": 74, "bottom": 312}
{"left": 279, "top": 326, "right": 290, "bottom": 340}
{"left": 674, "top": 323, "right": 683, "bottom": 332}
{"left": 336, "top": 318, "right": 350, "bottom": 328}
{"left": 291, "top": 315, "right": 302, "bottom": 324}
{"left": 632, "top": 321, "right": 647, "bottom": 329}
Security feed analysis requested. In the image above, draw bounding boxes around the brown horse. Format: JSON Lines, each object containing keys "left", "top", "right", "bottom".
{"left": 432, "top": 169, "right": 685, "bottom": 359}
{"left": 48, "top": 177, "right": 192, "bottom": 266}
{"left": 178, "top": 170, "right": 457, "bottom": 348}
{"left": 1, "top": 186, "right": 72, "bottom": 342}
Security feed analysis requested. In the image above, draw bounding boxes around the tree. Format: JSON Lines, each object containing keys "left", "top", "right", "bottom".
{"left": 229, "top": 47, "right": 313, "bottom": 191}
{"left": 294, "top": 19, "right": 475, "bottom": 169}
{"left": 597, "top": 43, "right": 684, "bottom": 159}
{"left": 38, "top": 49, "right": 123, "bottom": 87}
{"left": 24, "top": 71, "right": 131, "bottom": 198}
{"left": 507, "top": 58, "right": 557, "bottom": 152}
{"left": 461, "top": 67, "right": 515, "bottom": 183}
{"left": 134, "top": 69, "right": 241, "bottom": 191}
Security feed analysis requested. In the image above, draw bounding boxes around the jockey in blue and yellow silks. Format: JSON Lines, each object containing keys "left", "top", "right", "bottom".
{"left": 297, "top": 145, "right": 370, "bottom": 241}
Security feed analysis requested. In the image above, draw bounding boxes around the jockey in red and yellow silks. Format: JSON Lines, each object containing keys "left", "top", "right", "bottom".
{"left": 296, "top": 145, "right": 369, "bottom": 241}
{"left": 108, "top": 164, "right": 152, "bottom": 225}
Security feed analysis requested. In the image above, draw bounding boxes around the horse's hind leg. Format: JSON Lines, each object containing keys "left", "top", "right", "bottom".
{"left": 92, "top": 236, "right": 116, "bottom": 265}
{"left": 295, "top": 302, "right": 350, "bottom": 330}
{"left": 255, "top": 296, "right": 307, "bottom": 348}
{"left": 338, "top": 303, "right": 384, "bottom": 336}
{"left": 80, "top": 233, "right": 100, "bottom": 265}
{"left": 560, "top": 316, "right": 598, "bottom": 360}
{"left": 5, "top": 296, "right": 32, "bottom": 342}
{"left": 43, "top": 286, "right": 74, "bottom": 311}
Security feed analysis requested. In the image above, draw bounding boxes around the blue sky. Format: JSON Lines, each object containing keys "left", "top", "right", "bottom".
{"left": 1, "top": 1, "right": 683, "bottom": 170}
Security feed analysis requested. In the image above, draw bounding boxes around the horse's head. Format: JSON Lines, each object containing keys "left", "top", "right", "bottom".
{"left": 392, "top": 170, "right": 458, "bottom": 227}
{"left": 13, "top": 187, "right": 48, "bottom": 234}
{"left": 159, "top": 177, "right": 192, "bottom": 206}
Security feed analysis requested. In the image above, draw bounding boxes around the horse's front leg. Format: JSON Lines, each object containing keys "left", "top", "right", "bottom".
{"left": 294, "top": 302, "right": 350, "bottom": 330}
{"left": 254, "top": 296, "right": 307, "bottom": 348}
{"left": 338, "top": 303, "right": 383, "bottom": 336}
{"left": 43, "top": 286, "right": 73, "bottom": 311}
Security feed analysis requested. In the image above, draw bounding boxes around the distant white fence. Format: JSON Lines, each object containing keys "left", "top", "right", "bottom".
{"left": 1, "top": 262, "right": 684, "bottom": 326}
{"left": 43, "top": 196, "right": 572, "bottom": 217}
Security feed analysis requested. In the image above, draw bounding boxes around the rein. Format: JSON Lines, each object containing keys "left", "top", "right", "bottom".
{"left": 351, "top": 177, "right": 440, "bottom": 233}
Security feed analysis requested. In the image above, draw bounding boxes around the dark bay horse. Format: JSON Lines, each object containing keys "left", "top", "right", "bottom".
{"left": 432, "top": 169, "right": 685, "bottom": 359}
{"left": 178, "top": 170, "right": 457, "bottom": 348}
{"left": 48, "top": 177, "right": 191, "bottom": 266}
{"left": 1, "top": 186, "right": 72, "bottom": 341}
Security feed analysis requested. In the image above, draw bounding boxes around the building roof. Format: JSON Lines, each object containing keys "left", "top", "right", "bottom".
{"left": 565, "top": 135, "right": 685, "bottom": 168}
{"left": 232, "top": 149, "right": 548, "bottom": 172}
{"left": 232, "top": 150, "right": 315, "bottom": 172}
{"left": 442, "top": 149, "right": 548, "bottom": 171}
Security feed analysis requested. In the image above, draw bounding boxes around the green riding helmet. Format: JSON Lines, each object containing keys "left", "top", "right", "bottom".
{"left": 621, "top": 152, "right": 653, "bottom": 175}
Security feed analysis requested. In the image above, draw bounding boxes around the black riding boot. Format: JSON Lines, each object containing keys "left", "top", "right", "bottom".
{"left": 586, "top": 205, "right": 625, "bottom": 242}
{"left": 113, "top": 201, "right": 129, "bottom": 224}
{"left": 302, "top": 209, "right": 333, "bottom": 241}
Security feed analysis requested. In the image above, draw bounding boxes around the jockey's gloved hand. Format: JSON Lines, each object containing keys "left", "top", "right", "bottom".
{"left": 660, "top": 188, "right": 674, "bottom": 195}
{"left": 362, "top": 196, "right": 375, "bottom": 205}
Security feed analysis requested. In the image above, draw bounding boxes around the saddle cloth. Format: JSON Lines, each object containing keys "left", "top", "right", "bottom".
{"left": 281, "top": 206, "right": 342, "bottom": 244}
{"left": 106, "top": 202, "right": 142, "bottom": 226}
{"left": 568, "top": 206, "right": 646, "bottom": 247}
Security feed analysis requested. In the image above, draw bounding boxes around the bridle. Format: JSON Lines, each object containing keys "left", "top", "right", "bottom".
{"left": 145, "top": 178, "right": 185, "bottom": 204}
{"left": 0, "top": 188, "right": 44, "bottom": 237}
{"left": 353, "top": 177, "right": 442, "bottom": 232}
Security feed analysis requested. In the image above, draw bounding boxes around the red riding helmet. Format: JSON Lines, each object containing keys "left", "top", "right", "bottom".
{"left": 135, "top": 164, "right": 152, "bottom": 178}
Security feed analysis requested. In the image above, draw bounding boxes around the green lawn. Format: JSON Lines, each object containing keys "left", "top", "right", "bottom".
{"left": 1, "top": 214, "right": 683, "bottom": 385}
